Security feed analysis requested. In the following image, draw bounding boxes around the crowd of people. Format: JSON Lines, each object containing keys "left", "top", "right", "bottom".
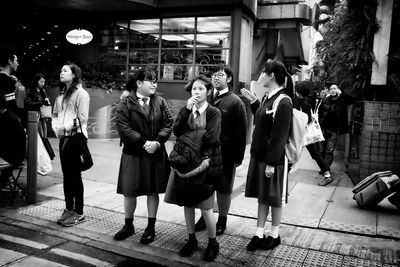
{"left": 4, "top": 47, "right": 398, "bottom": 262}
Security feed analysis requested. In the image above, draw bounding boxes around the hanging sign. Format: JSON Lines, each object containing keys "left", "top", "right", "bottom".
{"left": 66, "top": 29, "right": 93, "bottom": 45}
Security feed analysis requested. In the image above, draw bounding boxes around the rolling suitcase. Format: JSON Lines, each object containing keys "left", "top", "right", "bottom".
{"left": 353, "top": 171, "right": 400, "bottom": 209}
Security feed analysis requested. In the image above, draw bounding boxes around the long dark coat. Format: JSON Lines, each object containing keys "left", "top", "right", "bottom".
{"left": 116, "top": 92, "right": 173, "bottom": 196}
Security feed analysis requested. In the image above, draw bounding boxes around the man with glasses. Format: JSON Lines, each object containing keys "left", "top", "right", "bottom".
{"left": 195, "top": 64, "right": 247, "bottom": 236}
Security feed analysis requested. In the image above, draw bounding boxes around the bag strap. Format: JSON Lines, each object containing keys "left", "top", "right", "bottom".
{"left": 271, "top": 94, "right": 290, "bottom": 119}
{"left": 313, "top": 99, "right": 322, "bottom": 114}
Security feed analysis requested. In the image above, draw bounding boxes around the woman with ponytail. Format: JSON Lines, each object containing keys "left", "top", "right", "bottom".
{"left": 241, "top": 59, "right": 293, "bottom": 251}
{"left": 52, "top": 62, "right": 90, "bottom": 227}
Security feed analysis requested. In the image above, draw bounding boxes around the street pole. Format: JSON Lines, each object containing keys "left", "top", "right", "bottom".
{"left": 27, "top": 111, "right": 39, "bottom": 204}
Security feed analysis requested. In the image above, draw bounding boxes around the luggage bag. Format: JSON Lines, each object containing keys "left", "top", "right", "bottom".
{"left": 353, "top": 171, "right": 400, "bottom": 209}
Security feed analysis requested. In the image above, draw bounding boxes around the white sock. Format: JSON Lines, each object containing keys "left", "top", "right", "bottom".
{"left": 264, "top": 229, "right": 271, "bottom": 237}
{"left": 255, "top": 227, "right": 264, "bottom": 238}
{"left": 269, "top": 225, "right": 279, "bottom": 238}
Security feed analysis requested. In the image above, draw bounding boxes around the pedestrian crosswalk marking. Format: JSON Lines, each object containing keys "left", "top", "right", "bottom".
{"left": 0, "top": 248, "right": 27, "bottom": 265}
{"left": 12, "top": 256, "right": 70, "bottom": 267}
{"left": 0, "top": 233, "right": 49, "bottom": 250}
{"left": 50, "top": 248, "right": 114, "bottom": 267}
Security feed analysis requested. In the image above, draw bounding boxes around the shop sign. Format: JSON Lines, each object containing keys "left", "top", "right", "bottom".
{"left": 66, "top": 29, "right": 93, "bottom": 45}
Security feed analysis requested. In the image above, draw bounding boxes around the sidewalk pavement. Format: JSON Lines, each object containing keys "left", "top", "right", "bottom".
{"left": 1, "top": 138, "right": 400, "bottom": 266}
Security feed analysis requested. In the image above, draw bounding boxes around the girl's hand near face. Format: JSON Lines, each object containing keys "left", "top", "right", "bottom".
{"left": 186, "top": 95, "right": 199, "bottom": 110}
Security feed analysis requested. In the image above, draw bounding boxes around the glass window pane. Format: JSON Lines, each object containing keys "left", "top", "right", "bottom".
{"left": 197, "top": 16, "right": 230, "bottom": 33}
{"left": 196, "top": 49, "right": 229, "bottom": 65}
{"left": 161, "top": 49, "right": 193, "bottom": 64}
{"left": 162, "top": 18, "right": 194, "bottom": 33}
{"left": 129, "top": 19, "right": 160, "bottom": 34}
{"left": 160, "top": 65, "right": 193, "bottom": 81}
{"left": 128, "top": 65, "right": 158, "bottom": 78}
{"left": 130, "top": 33, "right": 159, "bottom": 49}
{"left": 129, "top": 50, "right": 158, "bottom": 64}
{"left": 161, "top": 34, "right": 194, "bottom": 49}
{"left": 196, "top": 33, "right": 230, "bottom": 48}
{"left": 99, "top": 63, "right": 126, "bottom": 82}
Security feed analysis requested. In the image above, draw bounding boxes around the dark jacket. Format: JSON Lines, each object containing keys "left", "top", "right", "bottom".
{"left": 168, "top": 129, "right": 206, "bottom": 174}
{"left": 116, "top": 92, "right": 173, "bottom": 156}
{"left": 250, "top": 90, "right": 293, "bottom": 165}
{"left": 172, "top": 105, "right": 222, "bottom": 206}
{"left": 318, "top": 94, "right": 352, "bottom": 134}
{"left": 173, "top": 105, "right": 222, "bottom": 179}
{"left": 0, "top": 110, "right": 26, "bottom": 166}
{"left": 25, "top": 87, "right": 48, "bottom": 112}
{"left": 207, "top": 90, "right": 247, "bottom": 165}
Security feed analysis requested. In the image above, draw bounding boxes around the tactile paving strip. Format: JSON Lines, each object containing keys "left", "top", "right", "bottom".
{"left": 319, "top": 219, "right": 376, "bottom": 235}
{"left": 303, "top": 250, "right": 344, "bottom": 267}
{"left": 268, "top": 245, "right": 308, "bottom": 263}
{"left": 342, "top": 256, "right": 383, "bottom": 267}
{"left": 226, "top": 250, "right": 268, "bottom": 267}
{"left": 262, "top": 257, "right": 303, "bottom": 267}
{"left": 19, "top": 205, "right": 60, "bottom": 221}
{"left": 281, "top": 216, "right": 320, "bottom": 228}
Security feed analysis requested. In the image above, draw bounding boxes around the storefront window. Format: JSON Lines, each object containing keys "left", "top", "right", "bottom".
{"left": 100, "top": 16, "right": 230, "bottom": 83}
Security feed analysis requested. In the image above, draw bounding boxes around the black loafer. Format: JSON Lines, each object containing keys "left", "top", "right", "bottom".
{"left": 113, "top": 225, "right": 135, "bottom": 241}
{"left": 179, "top": 239, "right": 198, "bottom": 257}
{"left": 264, "top": 235, "right": 281, "bottom": 250}
{"left": 195, "top": 216, "right": 206, "bottom": 232}
{"left": 202, "top": 240, "right": 219, "bottom": 262}
{"left": 140, "top": 227, "right": 155, "bottom": 244}
{"left": 247, "top": 235, "right": 267, "bottom": 251}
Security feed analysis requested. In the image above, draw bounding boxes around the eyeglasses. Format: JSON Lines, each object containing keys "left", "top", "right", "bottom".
{"left": 212, "top": 73, "right": 226, "bottom": 79}
{"left": 144, "top": 79, "right": 157, "bottom": 85}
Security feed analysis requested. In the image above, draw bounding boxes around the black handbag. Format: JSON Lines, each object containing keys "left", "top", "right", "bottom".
{"left": 70, "top": 118, "right": 93, "bottom": 171}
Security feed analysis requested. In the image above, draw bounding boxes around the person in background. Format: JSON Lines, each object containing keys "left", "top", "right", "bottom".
{"left": 171, "top": 74, "right": 222, "bottom": 261}
{"left": 241, "top": 59, "right": 293, "bottom": 251}
{"left": 114, "top": 68, "right": 173, "bottom": 245}
{"left": 52, "top": 62, "right": 90, "bottom": 226}
{"left": 294, "top": 81, "right": 331, "bottom": 184}
{"left": 0, "top": 49, "right": 21, "bottom": 119}
{"left": 25, "top": 73, "right": 51, "bottom": 137}
{"left": 195, "top": 64, "right": 247, "bottom": 237}
{"left": 318, "top": 84, "right": 352, "bottom": 186}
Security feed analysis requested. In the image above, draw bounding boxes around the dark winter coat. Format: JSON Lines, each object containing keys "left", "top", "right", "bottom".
{"left": 172, "top": 105, "right": 223, "bottom": 206}
{"left": 116, "top": 92, "right": 173, "bottom": 156}
{"left": 318, "top": 95, "right": 352, "bottom": 134}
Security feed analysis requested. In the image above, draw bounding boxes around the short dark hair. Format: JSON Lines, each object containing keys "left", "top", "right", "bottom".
{"left": 184, "top": 74, "right": 213, "bottom": 92}
{"left": 0, "top": 48, "right": 17, "bottom": 67}
{"left": 128, "top": 68, "right": 157, "bottom": 92}
{"left": 212, "top": 63, "right": 233, "bottom": 87}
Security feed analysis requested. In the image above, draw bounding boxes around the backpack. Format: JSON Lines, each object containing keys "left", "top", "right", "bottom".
{"left": 272, "top": 94, "right": 308, "bottom": 164}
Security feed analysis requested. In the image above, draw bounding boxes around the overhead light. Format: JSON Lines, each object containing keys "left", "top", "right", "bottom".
{"left": 53, "top": 25, "right": 59, "bottom": 28}
{"left": 54, "top": 45, "right": 58, "bottom": 48}
{"left": 46, "top": 31, "right": 52, "bottom": 35}
{"left": 114, "top": 45, "right": 119, "bottom": 50}
{"left": 22, "top": 26, "right": 27, "bottom": 30}
{"left": 41, "top": 38, "right": 45, "bottom": 41}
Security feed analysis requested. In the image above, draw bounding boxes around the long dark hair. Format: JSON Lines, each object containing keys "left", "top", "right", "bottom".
{"left": 28, "top": 73, "right": 46, "bottom": 99}
{"left": 264, "top": 59, "right": 294, "bottom": 99}
{"left": 61, "top": 62, "right": 83, "bottom": 106}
